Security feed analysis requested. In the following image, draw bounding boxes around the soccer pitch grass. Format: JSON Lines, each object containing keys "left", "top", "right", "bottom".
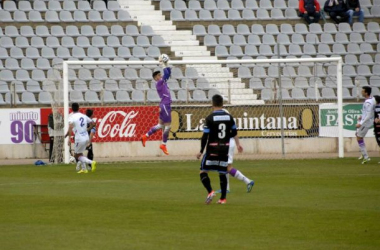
{"left": 0, "top": 159, "right": 379, "bottom": 250}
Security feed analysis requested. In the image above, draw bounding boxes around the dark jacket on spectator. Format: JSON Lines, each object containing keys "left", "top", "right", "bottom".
{"left": 324, "top": 0, "right": 347, "bottom": 12}
{"left": 299, "top": 0, "right": 321, "bottom": 13}
{"left": 346, "top": 0, "right": 361, "bottom": 10}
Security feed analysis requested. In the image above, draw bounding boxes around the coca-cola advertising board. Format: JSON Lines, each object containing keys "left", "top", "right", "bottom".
{"left": 41, "top": 106, "right": 161, "bottom": 142}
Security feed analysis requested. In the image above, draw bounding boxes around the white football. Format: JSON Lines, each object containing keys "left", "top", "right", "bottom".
{"left": 69, "top": 156, "right": 76, "bottom": 164}
{"left": 161, "top": 54, "right": 170, "bottom": 63}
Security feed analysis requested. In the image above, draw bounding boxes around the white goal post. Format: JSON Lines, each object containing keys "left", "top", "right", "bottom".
{"left": 61, "top": 57, "right": 344, "bottom": 164}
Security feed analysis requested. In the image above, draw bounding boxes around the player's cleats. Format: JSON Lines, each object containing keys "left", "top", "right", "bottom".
{"left": 215, "top": 189, "right": 230, "bottom": 194}
{"left": 358, "top": 155, "right": 364, "bottom": 160}
{"left": 247, "top": 181, "right": 255, "bottom": 193}
{"left": 91, "top": 161, "right": 97, "bottom": 172}
{"left": 77, "top": 169, "right": 88, "bottom": 174}
{"left": 160, "top": 144, "right": 169, "bottom": 155}
{"left": 361, "top": 158, "right": 371, "bottom": 164}
{"left": 141, "top": 135, "right": 147, "bottom": 147}
{"left": 205, "top": 191, "right": 215, "bottom": 204}
{"left": 217, "top": 199, "right": 226, "bottom": 204}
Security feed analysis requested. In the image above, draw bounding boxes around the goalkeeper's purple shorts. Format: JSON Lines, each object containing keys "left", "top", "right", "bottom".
{"left": 159, "top": 103, "right": 171, "bottom": 123}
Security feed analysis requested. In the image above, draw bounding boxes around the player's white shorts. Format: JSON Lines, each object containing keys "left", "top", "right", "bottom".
{"left": 356, "top": 125, "right": 371, "bottom": 138}
{"left": 74, "top": 140, "right": 89, "bottom": 154}
{"left": 228, "top": 138, "right": 235, "bottom": 164}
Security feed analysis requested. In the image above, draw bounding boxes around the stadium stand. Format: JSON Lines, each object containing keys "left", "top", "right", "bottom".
{"left": 0, "top": 0, "right": 379, "bottom": 105}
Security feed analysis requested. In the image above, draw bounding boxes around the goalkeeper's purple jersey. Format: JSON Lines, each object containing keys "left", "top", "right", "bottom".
{"left": 156, "top": 67, "right": 172, "bottom": 105}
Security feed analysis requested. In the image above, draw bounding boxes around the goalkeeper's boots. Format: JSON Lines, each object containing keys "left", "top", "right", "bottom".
{"left": 91, "top": 161, "right": 97, "bottom": 172}
{"left": 215, "top": 189, "right": 230, "bottom": 194}
{"left": 205, "top": 191, "right": 215, "bottom": 205}
{"left": 141, "top": 135, "right": 147, "bottom": 147}
{"left": 362, "top": 158, "right": 371, "bottom": 165}
{"left": 217, "top": 199, "right": 227, "bottom": 204}
{"left": 159, "top": 144, "right": 169, "bottom": 155}
{"left": 77, "top": 169, "right": 88, "bottom": 174}
{"left": 247, "top": 180, "right": 255, "bottom": 193}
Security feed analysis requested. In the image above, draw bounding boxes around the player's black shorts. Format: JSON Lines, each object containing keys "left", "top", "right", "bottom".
{"left": 200, "top": 153, "right": 229, "bottom": 174}
{"left": 375, "top": 129, "right": 380, "bottom": 147}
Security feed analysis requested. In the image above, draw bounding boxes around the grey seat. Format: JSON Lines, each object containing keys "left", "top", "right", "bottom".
{"left": 118, "top": 47, "right": 132, "bottom": 58}
{"left": 147, "top": 89, "right": 160, "bottom": 102}
{"left": 360, "top": 54, "right": 374, "bottom": 65}
{"left": 214, "top": 10, "right": 227, "bottom": 20}
{"left": 332, "top": 44, "right": 347, "bottom": 54}
{"left": 295, "top": 23, "right": 309, "bottom": 34}
{"left": 318, "top": 44, "right": 332, "bottom": 55}
{"left": 307, "top": 88, "right": 321, "bottom": 99}
{"left": 193, "top": 24, "right": 207, "bottom": 36}
{"left": 204, "top": 0, "right": 217, "bottom": 10}
{"left": 232, "top": 0, "right": 245, "bottom": 10}
{"left": 289, "top": 44, "right": 303, "bottom": 56}
{"left": 345, "top": 54, "right": 359, "bottom": 65}
{"left": 26, "top": 80, "right": 42, "bottom": 93}
{"left": 244, "top": 45, "right": 259, "bottom": 56}
{"left": 291, "top": 88, "right": 306, "bottom": 100}
{"left": 45, "top": 37, "right": 59, "bottom": 48}
{"left": 46, "top": 11, "right": 60, "bottom": 22}
{"left": 105, "top": 80, "right": 119, "bottom": 91}
{"left": 247, "top": 35, "right": 261, "bottom": 45}
{"left": 189, "top": 0, "right": 202, "bottom": 10}
{"left": 257, "top": 9, "right": 270, "bottom": 20}
{"left": 310, "top": 23, "right": 323, "bottom": 34}
{"left": 19, "top": 1, "right": 32, "bottom": 11}
{"left": 193, "top": 90, "right": 208, "bottom": 101}
{"left": 185, "top": 68, "right": 199, "bottom": 79}
{"left": 102, "top": 91, "right": 117, "bottom": 103}
{"left": 20, "top": 26, "right": 35, "bottom": 37}
{"left": 339, "top": 23, "right": 352, "bottom": 33}
{"left": 89, "top": 10, "right": 102, "bottom": 22}
{"left": 215, "top": 46, "right": 229, "bottom": 57}
{"left": 364, "top": 32, "right": 378, "bottom": 43}
{"left": 61, "top": 37, "right": 75, "bottom": 48}
{"left": 285, "top": 8, "right": 299, "bottom": 19}
{"left": 0, "top": 70, "right": 15, "bottom": 81}
{"left": 357, "top": 65, "right": 372, "bottom": 76}
{"left": 261, "top": 89, "right": 274, "bottom": 101}
{"left": 233, "top": 35, "right": 247, "bottom": 46}
{"left": 160, "top": 0, "right": 173, "bottom": 11}
{"left": 238, "top": 66, "right": 252, "bottom": 78}
{"left": 360, "top": 43, "right": 375, "bottom": 53}
{"left": 118, "top": 10, "right": 132, "bottom": 21}
{"left": 282, "top": 66, "right": 297, "bottom": 77}
{"left": 14, "top": 10, "right": 28, "bottom": 22}
{"left": 335, "top": 33, "right": 349, "bottom": 44}
{"left": 0, "top": 10, "right": 13, "bottom": 22}
{"left": 324, "top": 23, "right": 338, "bottom": 34}
{"left": 89, "top": 80, "right": 103, "bottom": 91}
{"left": 38, "top": 91, "right": 52, "bottom": 104}
{"left": 368, "top": 22, "right": 380, "bottom": 33}
{"left": 218, "top": 0, "right": 231, "bottom": 10}
{"left": 228, "top": 9, "right": 242, "bottom": 20}
{"left": 107, "top": 68, "right": 123, "bottom": 80}
{"left": 199, "top": 9, "right": 213, "bottom": 20}
{"left": 168, "top": 79, "right": 181, "bottom": 90}
{"left": 21, "top": 91, "right": 38, "bottom": 104}
{"left": 172, "top": 68, "right": 185, "bottom": 79}
{"left": 294, "top": 77, "right": 309, "bottom": 88}
{"left": 96, "top": 25, "right": 110, "bottom": 36}
{"left": 126, "top": 25, "right": 139, "bottom": 36}
{"left": 321, "top": 33, "right": 334, "bottom": 44}
{"left": 260, "top": 0, "right": 273, "bottom": 9}
{"left": 34, "top": 1, "right": 47, "bottom": 11}
{"left": 5, "top": 58, "right": 20, "bottom": 70}
{"left": 103, "top": 10, "right": 117, "bottom": 22}
{"left": 78, "top": 1, "right": 91, "bottom": 11}
{"left": 84, "top": 91, "right": 100, "bottom": 103}
{"left": 87, "top": 47, "right": 102, "bottom": 58}
{"left": 152, "top": 36, "right": 168, "bottom": 47}
{"left": 116, "top": 90, "right": 132, "bottom": 102}
{"left": 105, "top": 36, "right": 120, "bottom": 47}
{"left": 242, "top": 9, "right": 255, "bottom": 20}
{"left": 246, "top": 0, "right": 259, "bottom": 9}
{"left": 5, "top": 26, "right": 18, "bottom": 37}
{"left": 23, "top": 58, "right": 38, "bottom": 70}
{"left": 271, "top": 8, "right": 285, "bottom": 19}
{"left": 175, "top": 0, "right": 187, "bottom": 11}
{"left": 16, "top": 70, "right": 31, "bottom": 81}
{"left": 15, "top": 37, "right": 29, "bottom": 48}
{"left": 10, "top": 47, "right": 25, "bottom": 59}
{"left": 36, "top": 26, "right": 50, "bottom": 37}
{"left": 208, "top": 25, "right": 222, "bottom": 35}
{"left": 71, "top": 47, "right": 85, "bottom": 59}
{"left": 124, "top": 68, "right": 139, "bottom": 80}
{"left": 321, "top": 88, "right": 336, "bottom": 99}
{"left": 306, "top": 34, "right": 319, "bottom": 44}
{"left": 57, "top": 47, "right": 71, "bottom": 59}
{"left": 274, "top": 44, "right": 288, "bottom": 55}
{"left": 93, "top": 69, "right": 108, "bottom": 81}
{"left": 219, "top": 35, "right": 232, "bottom": 46}
{"left": 132, "top": 90, "right": 145, "bottom": 102}
{"left": 280, "top": 24, "right": 294, "bottom": 35}
{"left": 298, "top": 66, "right": 313, "bottom": 77}
{"left": 171, "top": 10, "right": 184, "bottom": 21}
{"left": 111, "top": 25, "right": 125, "bottom": 36}
{"left": 249, "top": 78, "right": 264, "bottom": 89}
{"left": 92, "top": 36, "right": 106, "bottom": 47}
{"left": 353, "top": 22, "right": 367, "bottom": 33}
{"left": 119, "top": 80, "right": 134, "bottom": 91}
{"left": 60, "top": 11, "right": 74, "bottom": 22}
{"left": 73, "top": 10, "right": 88, "bottom": 22}
{"left": 342, "top": 88, "right": 352, "bottom": 99}
{"left": 141, "top": 26, "right": 155, "bottom": 36}
{"left": 41, "top": 47, "right": 56, "bottom": 59}
{"left": 236, "top": 24, "right": 250, "bottom": 35}
{"left": 347, "top": 43, "right": 361, "bottom": 54}
{"left": 26, "top": 47, "right": 40, "bottom": 59}
{"left": 263, "top": 34, "right": 276, "bottom": 45}
{"left": 291, "top": 34, "right": 305, "bottom": 45}
{"left": 94, "top": 1, "right": 107, "bottom": 11}
{"left": 350, "top": 32, "right": 363, "bottom": 43}
{"left": 77, "top": 36, "right": 91, "bottom": 48}
{"left": 185, "top": 9, "right": 198, "bottom": 20}
{"left": 253, "top": 66, "right": 267, "bottom": 78}
{"left": 137, "top": 36, "right": 150, "bottom": 47}
{"left": 277, "top": 34, "right": 291, "bottom": 45}
{"left": 343, "top": 65, "right": 357, "bottom": 77}
{"left": 370, "top": 76, "right": 380, "bottom": 87}
{"left": 67, "top": 25, "right": 81, "bottom": 36}
{"left": 342, "top": 76, "right": 354, "bottom": 87}
{"left": 259, "top": 44, "right": 273, "bottom": 56}
{"left": 132, "top": 46, "right": 147, "bottom": 58}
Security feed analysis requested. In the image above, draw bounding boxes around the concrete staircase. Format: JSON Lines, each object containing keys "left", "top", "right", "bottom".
{"left": 118, "top": 0, "right": 264, "bottom": 105}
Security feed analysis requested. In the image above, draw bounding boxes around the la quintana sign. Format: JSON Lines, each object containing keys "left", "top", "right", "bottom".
{"left": 319, "top": 103, "right": 373, "bottom": 137}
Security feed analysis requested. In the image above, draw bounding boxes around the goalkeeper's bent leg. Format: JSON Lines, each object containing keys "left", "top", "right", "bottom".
{"left": 162, "top": 125, "right": 170, "bottom": 145}
{"left": 146, "top": 124, "right": 163, "bottom": 137}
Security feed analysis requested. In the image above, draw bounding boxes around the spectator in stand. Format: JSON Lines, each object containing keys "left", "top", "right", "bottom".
{"left": 299, "top": 0, "right": 321, "bottom": 24}
{"left": 324, "top": 0, "right": 349, "bottom": 24}
{"left": 346, "top": 0, "right": 364, "bottom": 25}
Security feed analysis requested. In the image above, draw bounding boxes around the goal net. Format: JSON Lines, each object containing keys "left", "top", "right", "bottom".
{"left": 49, "top": 57, "right": 343, "bottom": 164}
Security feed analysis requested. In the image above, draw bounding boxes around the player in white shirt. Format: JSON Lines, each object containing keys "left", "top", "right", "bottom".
{"left": 215, "top": 109, "right": 255, "bottom": 194}
{"left": 356, "top": 86, "right": 376, "bottom": 164}
{"left": 65, "top": 103, "right": 97, "bottom": 173}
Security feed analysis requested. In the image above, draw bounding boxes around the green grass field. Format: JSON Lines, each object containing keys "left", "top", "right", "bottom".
{"left": 1, "top": 159, "right": 380, "bottom": 250}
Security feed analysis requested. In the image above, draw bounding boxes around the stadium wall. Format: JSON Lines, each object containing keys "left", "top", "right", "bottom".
{"left": 0, "top": 138, "right": 378, "bottom": 160}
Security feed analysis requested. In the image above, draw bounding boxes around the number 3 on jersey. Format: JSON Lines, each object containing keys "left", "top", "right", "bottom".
{"left": 218, "top": 123, "right": 226, "bottom": 139}
{"left": 79, "top": 117, "right": 85, "bottom": 127}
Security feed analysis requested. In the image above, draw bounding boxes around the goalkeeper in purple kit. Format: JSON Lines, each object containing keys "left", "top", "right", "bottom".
{"left": 141, "top": 54, "right": 172, "bottom": 155}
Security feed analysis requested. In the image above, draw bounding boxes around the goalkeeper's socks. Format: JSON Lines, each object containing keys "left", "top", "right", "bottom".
{"left": 200, "top": 172, "right": 212, "bottom": 193}
{"left": 358, "top": 139, "right": 369, "bottom": 159}
{"left": 226, "top": 173, "right": 230, "bottom": 191}
{"left": 147, "top": 124, "right": 163, "bottom": 137}
{"left": 229, "top": 168, "right": 252, "bottom": 185}
{"left": 78, "top": 156, "right": 92, "bottom": 164}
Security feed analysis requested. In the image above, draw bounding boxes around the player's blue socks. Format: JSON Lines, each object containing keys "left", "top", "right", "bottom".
{"left": 147, "top": 124, "right": 162, "bottom": 137}
{"left": 200, "top": 172, "right": 212, "bottom": 193}
{"left": 358, "top": 139, "right": 369, "bottom": 159}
